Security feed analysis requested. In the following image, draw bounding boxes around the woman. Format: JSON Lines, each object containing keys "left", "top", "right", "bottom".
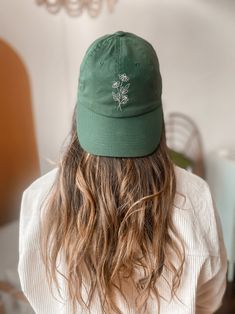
{"left": 18, "top": 31, "right": 227, "bottom": 314}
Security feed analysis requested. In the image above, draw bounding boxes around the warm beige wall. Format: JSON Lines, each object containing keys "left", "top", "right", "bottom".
{"left": 0, "top": 39, "right": 40, "bottom": 225}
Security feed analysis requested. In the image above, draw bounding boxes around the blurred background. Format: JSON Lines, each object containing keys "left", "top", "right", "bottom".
{"left": 0, "top": 0, "right": 235, "bottom": 313}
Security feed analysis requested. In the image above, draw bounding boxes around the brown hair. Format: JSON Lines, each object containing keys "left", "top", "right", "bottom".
{"left": 39, "top": 109, "right": 185, "bottom": 314}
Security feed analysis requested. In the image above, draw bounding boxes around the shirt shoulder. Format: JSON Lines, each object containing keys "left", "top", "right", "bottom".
{"left": 173, "top": 166, "right": 224, "bottom": 257}
{"left": 19, "top": 167, "right": 59, "bottom": 252}
{"left": 174, "top": 165, "right": 209, "bottom": 196}
{"left": 24, "top": 167, "right": 59, "bottom": 195}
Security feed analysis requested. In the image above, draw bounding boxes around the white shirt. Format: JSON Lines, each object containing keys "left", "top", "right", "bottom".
{"left": 18, "top": 166, "right": 227, "bottom": 314}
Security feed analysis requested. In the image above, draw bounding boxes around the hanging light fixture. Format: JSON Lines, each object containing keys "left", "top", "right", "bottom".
{"left": 36, "top": 0, "right": 117, "bottom": 17}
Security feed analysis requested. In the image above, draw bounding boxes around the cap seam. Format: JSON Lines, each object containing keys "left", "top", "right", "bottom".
{"left": 119, "top": 35, "right": 122, "bottom": 74}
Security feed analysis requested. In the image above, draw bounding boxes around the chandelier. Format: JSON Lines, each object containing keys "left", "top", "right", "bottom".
{"left": 36, "top": 0, "right": 118, "bottom": 17}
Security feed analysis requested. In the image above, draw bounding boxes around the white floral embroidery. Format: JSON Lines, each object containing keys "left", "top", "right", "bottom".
{"left": 112, "top": 73, "right": 130, "bottom": 111}
{"left": 119, "top": 73, "right": 129, "bottom": 82}
{"left": 112, "top": 81, "right": 120, "bottom": 88}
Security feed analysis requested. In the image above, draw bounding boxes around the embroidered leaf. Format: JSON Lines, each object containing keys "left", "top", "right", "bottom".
{"left": 112, "top": 81, "right": 120, "bottom": 88}
{"left": 120, "top": 87, "right": 128, "bottom": 94}
{"left": 121, "top": 95, "right": 128, "bottom": 104}
{"left": 112, "top": 92, "right": 120, "bottom": 101}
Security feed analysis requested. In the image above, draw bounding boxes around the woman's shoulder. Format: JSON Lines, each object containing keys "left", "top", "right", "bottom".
{"left": 174, "top": 165, "right": 209, "bottom": 196}
{"left": 24, "top": 167, "right": 59, "bottom": 195}
{"left": 19, "top": 167, "right": 59, "bottom": 252}
{"left": 173, "top": 165, "right": 222, "bottom": 257}
{"left": 173, "top": 165, "right": 215, "bottom": 214}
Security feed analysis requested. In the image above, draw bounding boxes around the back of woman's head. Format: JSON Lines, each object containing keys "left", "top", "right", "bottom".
{"left": 40, "top": 31, "right": 185, "bottom": 314}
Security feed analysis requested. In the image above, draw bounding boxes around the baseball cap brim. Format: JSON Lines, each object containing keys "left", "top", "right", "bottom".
{"left": 76, "top": 103, "right": 163, "bottom": 158}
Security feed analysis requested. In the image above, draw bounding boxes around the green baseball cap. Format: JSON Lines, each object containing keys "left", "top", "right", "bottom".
{"left": 76, "top": 31, "right": 164, "bottom": 157}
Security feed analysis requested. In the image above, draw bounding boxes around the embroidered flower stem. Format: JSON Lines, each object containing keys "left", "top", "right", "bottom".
{"left": 112, "top": 73, "right": 130, "bottom": 111}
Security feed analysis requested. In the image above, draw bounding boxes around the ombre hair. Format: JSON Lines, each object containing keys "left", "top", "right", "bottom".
{"left": 39, "top": 108, "right": 185, "bottom": 314}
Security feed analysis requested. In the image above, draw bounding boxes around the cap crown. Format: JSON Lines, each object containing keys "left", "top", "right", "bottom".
{"left": 77, "top": 31, "right": 162, "bottom": 117}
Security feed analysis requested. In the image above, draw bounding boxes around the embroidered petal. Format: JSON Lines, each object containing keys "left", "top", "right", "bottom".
{"left": 119, "top": 73, "right": 129, "bottom": 82}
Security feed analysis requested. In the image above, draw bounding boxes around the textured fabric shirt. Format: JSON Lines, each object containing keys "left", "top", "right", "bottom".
{"left": 18, "top": 166, "right": 227, "bottom": 314}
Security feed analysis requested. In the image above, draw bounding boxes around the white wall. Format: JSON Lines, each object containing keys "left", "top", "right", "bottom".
{"left": 1, "top": 0, "right": 235, "bottom": 174}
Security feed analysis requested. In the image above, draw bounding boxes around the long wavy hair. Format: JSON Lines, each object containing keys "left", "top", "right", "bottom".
{"left": 39, "top": 108, "right": 185, "bottom": 314}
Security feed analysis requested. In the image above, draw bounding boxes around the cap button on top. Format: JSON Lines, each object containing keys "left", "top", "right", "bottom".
{"left": 116, "top": 31, "right": 126, "bottom": 37}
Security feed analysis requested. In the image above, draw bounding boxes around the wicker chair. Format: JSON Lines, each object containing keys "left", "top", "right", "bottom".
{"left": 165, "top": 112, "right": 205, "bottom": 178}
